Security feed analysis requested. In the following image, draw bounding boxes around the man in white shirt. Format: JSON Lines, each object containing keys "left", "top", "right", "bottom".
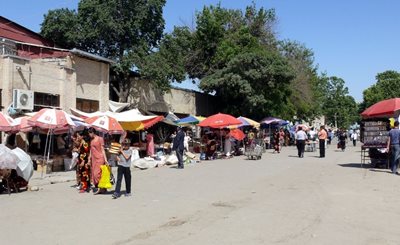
{"left": 308, "top": 127, "right": 317, "bottom": 141}
{"left": 295, "top": 127, "right": 308, "bottom": 158}
{"left": 351, "top": 131, "right": 358, "bottom": 147}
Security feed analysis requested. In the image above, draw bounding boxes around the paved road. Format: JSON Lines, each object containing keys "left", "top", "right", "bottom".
{"left": 1, "top": 142, "right": 400, "bottom": 245}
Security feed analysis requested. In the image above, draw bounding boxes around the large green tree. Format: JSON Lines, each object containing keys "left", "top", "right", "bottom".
{"left": 319, "top": 76, "right": 359, "bottom": 128}
{"left": 41, "top": 0, "right": 168, "bottom": 102}
{"left": 361, "top": 70, "right": 400, "bottom": 110}
{"left": 201, "top": 51, "right": 294, "bottom": 118}
{"left": 278, "top": 40, "right": 321, "bottom": 120}
{"left": 40, "top": 8, "right": 78, "bottom": 49}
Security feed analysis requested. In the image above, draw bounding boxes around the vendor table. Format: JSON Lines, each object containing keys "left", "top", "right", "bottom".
{"left": 361, "top": 145, "right": 389, "bottom": 169}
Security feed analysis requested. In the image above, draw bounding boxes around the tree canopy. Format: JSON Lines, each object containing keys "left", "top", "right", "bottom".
{"left": 361, "top": 70, "right": 400, "bottom": 111}
{"left": 41, "top": 0, "right": 167, "bottom": 102}
{"left": 40, "top": 1, "right": 359, "bottom": 125}
{"left": 317, "top": 76, "right": 359, "bottom": 128}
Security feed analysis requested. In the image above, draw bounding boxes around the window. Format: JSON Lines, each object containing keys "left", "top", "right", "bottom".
{"left": 76, "top": 98, "right": 99, "bottom": 113}
{"left": 34, "top": 92, "right": 60, "bottom": 111}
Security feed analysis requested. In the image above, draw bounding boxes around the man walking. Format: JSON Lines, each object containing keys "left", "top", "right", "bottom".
{"left": 295, "top": 126, "right": 308, "bottom": 158}
{"left": 318, "top": 125, "right": 327, "bottom": 158}
{"left": 387, "top": 121, "right": 400, "bottom": 174}
{"left": 351, "top": 131, "right": 358, "bottom": 147}
{"left": 173, "top": 127, "right": 185, "bottom": 169}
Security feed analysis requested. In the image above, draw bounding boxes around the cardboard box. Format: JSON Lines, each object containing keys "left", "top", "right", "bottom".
{"left": 36, "top": 164, "right": 52, "bottom": 174}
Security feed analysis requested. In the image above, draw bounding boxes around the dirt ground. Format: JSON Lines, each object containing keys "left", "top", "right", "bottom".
{"left": 1, "top": 141, "right": 400, "bottom": 245}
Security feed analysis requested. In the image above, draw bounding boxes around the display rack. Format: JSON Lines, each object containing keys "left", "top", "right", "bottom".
{"left": 360, "top": 120, "right": 389, "bottom": 168}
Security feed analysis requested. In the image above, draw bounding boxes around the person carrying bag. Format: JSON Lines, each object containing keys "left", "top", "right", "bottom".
{"left": 112, "top": 139, "right": 133, "bottom": 199}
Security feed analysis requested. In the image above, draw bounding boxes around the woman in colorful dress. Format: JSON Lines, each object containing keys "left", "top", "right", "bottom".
{"left": 273, "top": 129, "right": 280, "bottom": 153}
{"left": 76, "top": 131, "right": 91, "bottom": 193}
{"left": 88, "top": 127, "right": 108, "bottom": 195}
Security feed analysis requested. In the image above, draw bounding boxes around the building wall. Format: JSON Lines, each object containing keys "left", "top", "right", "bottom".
{"left": 125, "top": 79, "right": 216, "bottom": 116}
{"left": 73, "top": 56, "right": 109, "bottom": 111}
{"left": 0, "top": 54, "right": 109, "bottom": 113}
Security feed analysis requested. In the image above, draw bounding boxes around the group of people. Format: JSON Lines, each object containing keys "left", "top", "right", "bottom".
{"left": 294, "top": 125, "right": 329, "bottom": 158}
{"left": 71, "top": 128, "right": 132, "bottom": 199}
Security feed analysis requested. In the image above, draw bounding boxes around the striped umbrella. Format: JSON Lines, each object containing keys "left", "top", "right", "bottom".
{"left": 0, "top": 112, "right": 18, "bottom": 132}
{"left": 28, "top": 108, "right": 75, "bottom": 129}
{"left": 85, "top": 115, "right": 124, "bottom": 134}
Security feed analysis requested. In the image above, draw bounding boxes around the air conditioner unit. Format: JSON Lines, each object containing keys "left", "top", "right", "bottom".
{"left": 13, "top": 89, "right": 34, "bottom": 111}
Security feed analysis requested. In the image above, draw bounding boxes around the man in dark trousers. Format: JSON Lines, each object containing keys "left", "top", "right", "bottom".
{"left": 387, "top": 121, "right": 400, "bottom": 174}
{"left": 318, "top": 125, "right": 327, "bottom": 158}
{"left": 172, "top": 127, "right": 185, "bottom": 169}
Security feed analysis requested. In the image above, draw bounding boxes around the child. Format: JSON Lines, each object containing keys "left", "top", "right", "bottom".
{"left": 112, "top": 139, "right": 132, "bottom": 199}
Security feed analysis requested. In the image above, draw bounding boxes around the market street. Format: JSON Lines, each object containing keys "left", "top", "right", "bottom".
{"left": 1, "top": 143, "right": 400, "bottom": 245}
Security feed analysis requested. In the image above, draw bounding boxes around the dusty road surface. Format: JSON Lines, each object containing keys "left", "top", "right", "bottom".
{"left": 1, "top": 143, "right": 400, "bottom": 245}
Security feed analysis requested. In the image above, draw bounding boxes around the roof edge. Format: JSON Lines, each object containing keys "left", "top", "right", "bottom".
{"left": 69, "top": 48, "right": 115, "bottom": 64}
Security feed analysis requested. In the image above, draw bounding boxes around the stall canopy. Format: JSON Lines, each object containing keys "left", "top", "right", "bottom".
{"left": 260, "top": 117, "right": 286, "bottom": 125}
{"left": 230, "top": 128, "right": 246, "bottom": 141}
{"left": 0, "top": 112, "right": 18, "bottom": 132}
{"left": 361, "top": 98, "right": 400, "bottom": 118}
{"left": 198, "top": 113, "right": 241, "bottom": 128}
{"left": 176, "top": 115, "right": 205, "bottom": 126}
{"left": 71, "top": 108, "right": 164, "bottom": 131}
{"left": 28, "top": 108, "right": 75, "bottom": 129}
{"left": 84, "top": 115, "right": 124, "bottom": 134}
{"left": 108, "top": 100, "right": 129, "bottom": 113}
{"left": 237, "top": 116, "right": 260, "bottom": 128}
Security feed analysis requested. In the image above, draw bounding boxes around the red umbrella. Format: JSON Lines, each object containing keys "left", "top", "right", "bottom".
{"left": 361, "top": 98, "right": 400, "bottom": 118}
{"left": 229, "top": 128, "right": 245, "bottom": 141}
{"left": 85, "top": 115, "right": 124, "bottom": 134}
{"left": 198, "top": 113, "right": 241, "bottom": 128}
{"left": 14, "top": 116, "right": 33, "bottom": 132}
{"left": 28, "top": 108, "right": 75, "bottom": 129}
{"left": 0, "top": 112, "right": 18, "bottom": 133}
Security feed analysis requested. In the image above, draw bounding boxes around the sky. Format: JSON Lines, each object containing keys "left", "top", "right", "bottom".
{"left": 1, "top": 0, "right": 400, "bottom": 102}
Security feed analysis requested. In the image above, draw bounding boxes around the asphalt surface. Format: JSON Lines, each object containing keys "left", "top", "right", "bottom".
{"left": 1, "top": 141, "right": 399, "bottom": 245}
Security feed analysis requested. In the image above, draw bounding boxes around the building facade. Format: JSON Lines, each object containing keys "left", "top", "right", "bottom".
{"left": 0, "top": 16, "right": 112, "bottom": 114}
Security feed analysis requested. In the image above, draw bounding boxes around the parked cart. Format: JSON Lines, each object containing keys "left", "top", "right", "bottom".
{"left": 245, "top": 140, "right": 263, "bottom": 160}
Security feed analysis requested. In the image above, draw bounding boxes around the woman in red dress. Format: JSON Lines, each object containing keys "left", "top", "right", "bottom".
{"left": 88, "top": 128, "right": 108, "bottom": 194}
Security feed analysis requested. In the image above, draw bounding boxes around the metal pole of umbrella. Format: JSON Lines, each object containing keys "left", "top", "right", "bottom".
{"left": 42, "top": 129, "right": 50, "bottom": 178}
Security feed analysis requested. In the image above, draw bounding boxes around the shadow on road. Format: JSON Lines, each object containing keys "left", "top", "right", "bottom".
{"left": 338, "top": 163, "right": 364, "bottom": 168}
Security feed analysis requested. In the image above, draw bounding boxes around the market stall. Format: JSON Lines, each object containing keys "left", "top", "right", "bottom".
{"left": 359, "top": 98, "right": 400, "bottom": 168}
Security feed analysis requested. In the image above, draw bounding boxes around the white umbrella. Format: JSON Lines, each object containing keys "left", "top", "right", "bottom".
{"left": 0, "top": 144, "right": 18, "bottom": 169}
{"left": 12, "top": 147, "right": 34, "bottom": 182}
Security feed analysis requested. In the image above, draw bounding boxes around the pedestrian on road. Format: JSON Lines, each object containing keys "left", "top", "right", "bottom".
{"left": 173, "top": 127, "right": 185, "bottom": 169}
{"left": 387, "top": 121, "right": 400, "bottom": 174}
{"left": 318, "top": 125, "right": 327, "bottom": 158}
{"left": 88, "top": 127, "right": 108, "bottom": 194}
{"left": 351, "top": 131, "right": 358, "bottom": 147}
{"left": 295, "top": 126, "right": 308, "bottom": 158}
{"left": 112, "top": 139, "right": 132, "bottom": 199}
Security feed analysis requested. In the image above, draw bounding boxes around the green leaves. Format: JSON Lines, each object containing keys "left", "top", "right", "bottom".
{"left": 362, "top": 70, "right": 400, "bottom": 109}
{"left": 200, "top": 51, "right": 294, "bottom": 118}
{"left": 40, "top": 8, "right": 78, "bottom": 49}
{"left": 41, "top": 0, "right": 167, "bottom": 102}
{"left": 317, "top": 76, "right": 359, "bottom": 128}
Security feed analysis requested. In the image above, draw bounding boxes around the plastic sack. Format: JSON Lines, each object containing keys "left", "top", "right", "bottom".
{"left": 0, "top": 144, "right": 18, "bottom": 169}
{"left": 165, "top": 154, "right": 178, "bottom": 165}
{"left": 132, "top": 148, "right": 140, "bottom": 161}
{"left": 98, "top": 165, "right": 112, "bottom": 189}
{"left": 70, "top": 152, "right": 79, "bottom": 169}
{"left": 132, "top": 158, "right": 157, "bottom": 169}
